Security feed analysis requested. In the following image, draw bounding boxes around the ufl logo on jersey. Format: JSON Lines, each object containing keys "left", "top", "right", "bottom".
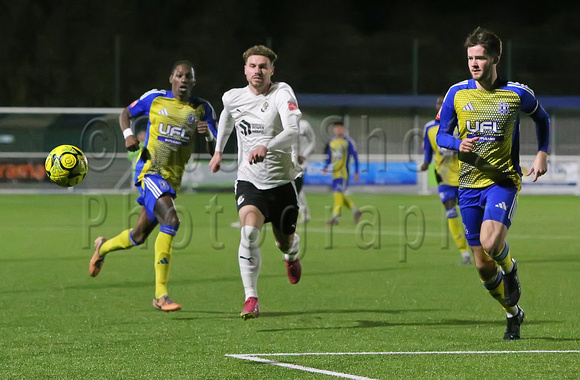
{"left": 260, "top": 101, "right": 269, "bottom": 112}
{"left": 465, "top": 120, "right": 502, "bottom": 133}
{"left": 498, "top": 102, "right": 509, "bottom": 115}
{"left": 158, "top": 122, "right": 190, "bottom": 140}
{"left": 333, "top": 146, "right": 346, "bottom": 160}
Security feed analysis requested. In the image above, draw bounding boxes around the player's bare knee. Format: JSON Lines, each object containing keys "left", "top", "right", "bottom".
{"left": 164, "top": 213, "right": 181, "bottom": 230}
{"left": 480, "top": 237, "right": 503, "bottom": 257}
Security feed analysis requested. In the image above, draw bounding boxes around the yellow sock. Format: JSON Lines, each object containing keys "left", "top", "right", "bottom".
{"left": 482, "top": 269, "right": 510, "bottom": 309}
{"left": 333, "top": 192, "right": 344, "bottom": 216}
{"left": 154, "top": 230, "right": 174, "bottom": 299}
{"left": 343, "top": 195, "right": 355, "bottom": 210}
{"left": 99, "top": 229, "right": 134, "bottom": 256}
{"left": 491, "top": 241, "right": 514, "bottom": 273}
{"left": 447, "top": 216, "right": 469, "bottom": 252}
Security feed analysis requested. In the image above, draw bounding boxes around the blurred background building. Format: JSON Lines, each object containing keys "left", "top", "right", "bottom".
{"left": 1, "top": 0, "right": 579, "bottom": 194}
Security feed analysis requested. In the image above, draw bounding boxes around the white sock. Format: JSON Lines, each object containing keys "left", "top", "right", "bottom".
{"left": 239, "top": 226, "right": 261, "bottom": 300}
{"left": 283, "top": 234, "right": 300, "bottom": 262}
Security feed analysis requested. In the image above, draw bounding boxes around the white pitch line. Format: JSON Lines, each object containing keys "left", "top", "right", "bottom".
{"left": 226, "top": 350, "right": 580, "bottom": 379}
{"left": 226, "top": 354, "right": 377, "bottom": 380}
{"left": 236, "top": 350, "right": 580, "bottom": 356}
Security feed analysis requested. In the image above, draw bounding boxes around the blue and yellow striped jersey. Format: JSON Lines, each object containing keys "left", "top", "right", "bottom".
{"left": 423, "top": 120, "right": 460, "bottom": 187}
{"left": 437, "top": 79, "right": 550, "bottom": 189}
{"left": 129, "top": 89, "right": 216, "bottom": 192}
{"left": 325, "top": 136, "right": 359, "bottom": 180}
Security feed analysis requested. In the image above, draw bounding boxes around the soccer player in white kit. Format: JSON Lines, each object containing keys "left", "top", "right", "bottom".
{"left": 209, "top": 45, "right": 303, "bottom": 320}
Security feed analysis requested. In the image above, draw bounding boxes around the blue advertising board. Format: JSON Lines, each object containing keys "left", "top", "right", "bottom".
{"left": 303, "top": 161, "right": 418, "bottom": 186}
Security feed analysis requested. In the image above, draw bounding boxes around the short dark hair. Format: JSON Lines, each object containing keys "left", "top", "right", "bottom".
{"left": 171, "top": 60, "right": 194, "bottom": 75}
{"left": 333, "top": 121, "right": 345, "bottom": 127}
{"left": 242, "top": 45, "right": 277, "bottom": 64}
{"left": 464, "top": 27, "right": 502, "bottom": 59}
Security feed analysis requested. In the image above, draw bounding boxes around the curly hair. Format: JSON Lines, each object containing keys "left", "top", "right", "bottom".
{"left": 242, "top": 45, "right": 277, "bottom": 64}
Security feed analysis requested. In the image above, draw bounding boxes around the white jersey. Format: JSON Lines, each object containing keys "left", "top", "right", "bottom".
{"left": 216, "top": 82, "right": 302, "bottom": 190}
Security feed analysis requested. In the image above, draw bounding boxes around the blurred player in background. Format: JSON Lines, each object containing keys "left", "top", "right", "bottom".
{"left": 323, "top": 121, "right": 361, "bottom": 225}
{"left": 421, "top": 95, "right": 472, "bottom": 265}
{"left": 294, "top": 119, "right": 316, "bottom": 223}
{"left": 209, "top": 45, "right": 302, "bottom": 320}
{"left": 89, "top": 60, "right": 217, "bottom": 312}
{"left": 437, "top": 27, "right": 550, "bottom": 339}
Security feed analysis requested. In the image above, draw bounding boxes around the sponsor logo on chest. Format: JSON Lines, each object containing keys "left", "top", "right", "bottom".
{"left": 465, "top": 120, "right": 502, "bottom": 134}
{"left": 239, "top": 120, "right": 265, "bottom": 136}
{"left": 158, "top": 122, "right": 190, "bottom": 140}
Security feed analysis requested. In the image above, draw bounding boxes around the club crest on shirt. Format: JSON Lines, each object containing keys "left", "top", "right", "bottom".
{"left": 498, "top": 102, "right": 509, "bottom": 115}
{"left": 187, "top": 113, "right": 198, "bottom": 124}
{"left": 260, "top": 101, "right": 269, "bottom": 112}
{"left": 158, "top": 179, "right": 170, "bottom": 190}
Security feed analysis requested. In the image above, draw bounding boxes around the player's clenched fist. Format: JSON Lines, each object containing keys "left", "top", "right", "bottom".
{"left": 459, "top": 136, "right": 479, "bottom": 152}
{"left": 209, "top": 152, "right": 222, "bottom": 173}
{"left": 248, "top": 145, "right": 268, "bottom": 164}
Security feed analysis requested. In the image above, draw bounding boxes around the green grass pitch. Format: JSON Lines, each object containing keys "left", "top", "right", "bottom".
{"left": 0, "top": 192, "right": 578, "bottom": 379}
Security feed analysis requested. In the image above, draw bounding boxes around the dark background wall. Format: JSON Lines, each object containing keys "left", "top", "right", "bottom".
{"left": 2, "top": 0, "right": 579, "bottom": 108}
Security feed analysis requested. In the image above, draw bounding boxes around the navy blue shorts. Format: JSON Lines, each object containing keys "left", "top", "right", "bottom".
{"left": 332, "top": 178, "right": 348, "bottom": 193}
{"left": 459, "top": 184, "right": 518, "bottom": 246}
{"left": 136, "top": 174, "right": 176, "bottom": 222}
{"left": 438, "top": 184, "right": 459, "bottom": 204}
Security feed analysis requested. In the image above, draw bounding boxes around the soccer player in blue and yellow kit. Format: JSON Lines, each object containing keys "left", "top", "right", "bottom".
{"left": 437, "top": 27, "right": 549, "bottom": 339}
{"left": 421, "top": 96, "right": 472, "bottom": 265}
{"left": 323, "top": 121, "right": 362, "bottom": 225}
{"left": 89, "top": 60, "right": 217, "bottom": 312}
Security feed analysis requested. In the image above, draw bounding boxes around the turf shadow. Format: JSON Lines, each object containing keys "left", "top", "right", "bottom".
{"left": 255, "top": 317, "right": 564, "bottom": 332}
